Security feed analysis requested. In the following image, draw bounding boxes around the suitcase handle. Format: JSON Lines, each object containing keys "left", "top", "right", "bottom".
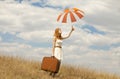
{"left": 51, "top": 56, "right": 55, "bottom": 58}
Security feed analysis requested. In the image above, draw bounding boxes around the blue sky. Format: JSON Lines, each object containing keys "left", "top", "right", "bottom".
{"left": 0, "top": 0, "right": 120, "bottom": 75}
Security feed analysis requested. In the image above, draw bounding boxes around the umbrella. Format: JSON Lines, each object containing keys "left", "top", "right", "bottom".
{"left": 57, "top": 8, "right": 84, "bottom": 23}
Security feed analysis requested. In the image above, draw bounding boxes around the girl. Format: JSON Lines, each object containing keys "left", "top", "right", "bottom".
{"left": 50, "top": 26, "right": 75, "bottom": 77}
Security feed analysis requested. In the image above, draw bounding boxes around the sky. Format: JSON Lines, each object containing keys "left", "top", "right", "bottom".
{"left": 0, "top": 0, "right": 120, "bottom": 75}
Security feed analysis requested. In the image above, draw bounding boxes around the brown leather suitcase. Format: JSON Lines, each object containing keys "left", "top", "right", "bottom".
{"left": 41, "top": 57, "right": 60, "bottom": 73}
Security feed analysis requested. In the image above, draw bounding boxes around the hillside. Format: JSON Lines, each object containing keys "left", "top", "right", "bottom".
{"left": 0, "top": 56, "right": 120, "bottom": 79}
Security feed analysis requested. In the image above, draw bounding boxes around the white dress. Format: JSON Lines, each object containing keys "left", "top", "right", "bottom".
{"left": 54, "top": 39, "right": 63, "bottom": 60}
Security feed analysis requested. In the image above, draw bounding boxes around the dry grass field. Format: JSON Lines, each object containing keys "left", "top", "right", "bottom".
{"left": 0, "top": 56, "right": 120, "bottom": 79}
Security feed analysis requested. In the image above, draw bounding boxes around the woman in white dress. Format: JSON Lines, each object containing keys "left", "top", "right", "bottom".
{"left": 50, "top": 26, "right": 75, "bottom": 77}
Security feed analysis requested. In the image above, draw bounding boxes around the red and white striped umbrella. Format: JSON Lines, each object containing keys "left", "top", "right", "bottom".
{"left": 57, "top": 8, "right": 84, "bottom": 23}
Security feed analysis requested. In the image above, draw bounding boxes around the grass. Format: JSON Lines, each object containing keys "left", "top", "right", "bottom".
{"left": 0, "top": 56, "right": 120, "bottom": 79}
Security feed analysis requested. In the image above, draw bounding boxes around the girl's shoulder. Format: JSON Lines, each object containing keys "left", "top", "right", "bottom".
{"left": 53, "top": 36, "right": 63, "bottom": 41}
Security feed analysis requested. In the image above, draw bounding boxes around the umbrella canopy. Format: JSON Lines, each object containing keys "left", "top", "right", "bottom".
{"left": 57, "top": 8, "right": 84, "bottom": 23}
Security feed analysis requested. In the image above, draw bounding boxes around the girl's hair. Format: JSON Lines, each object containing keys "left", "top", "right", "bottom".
{"left": 54, "top": 28, "right": 62, "bottom": 39}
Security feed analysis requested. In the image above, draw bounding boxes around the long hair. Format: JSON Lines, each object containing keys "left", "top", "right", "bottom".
{"left": 54, "top": 28, "right": 62, "bottom": 39}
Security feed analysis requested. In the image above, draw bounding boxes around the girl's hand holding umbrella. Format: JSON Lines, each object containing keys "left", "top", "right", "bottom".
{"left": 71, "top": 26, "right": 75, "bottom": 31}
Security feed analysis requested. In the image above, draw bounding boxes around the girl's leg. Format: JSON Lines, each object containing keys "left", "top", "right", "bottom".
{"left": 49, "top": 72, "right": 53, "bottom": 75}
{"left": 52, "top": 72, "right": 57, "bottom": 77}
{"left": 49, "top": 60, "right": 61, "bottom": 77}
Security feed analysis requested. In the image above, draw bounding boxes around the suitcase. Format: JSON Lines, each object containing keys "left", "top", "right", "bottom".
{"left": 41, "top": 56, "right": 60, "bottom": 73}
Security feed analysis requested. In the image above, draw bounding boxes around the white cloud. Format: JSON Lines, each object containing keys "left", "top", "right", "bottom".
{"left": 16, "top": 30, "right": 53, "bottom": 42}
{"left": 63, "top": 28, "right": 120, "bottom": 50}
{"left": 0, "top": 2, "right": 59, "bottom": 33}
{"left": 0, "top": 36, "right": 2, "bottom": 41}
{"left": 82, "top": 0, "right": 120, "bottom": 33}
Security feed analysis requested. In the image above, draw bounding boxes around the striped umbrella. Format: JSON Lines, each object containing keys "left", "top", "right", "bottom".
{"left": 57, "top": 8, "right": 84, "bottom": 23}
